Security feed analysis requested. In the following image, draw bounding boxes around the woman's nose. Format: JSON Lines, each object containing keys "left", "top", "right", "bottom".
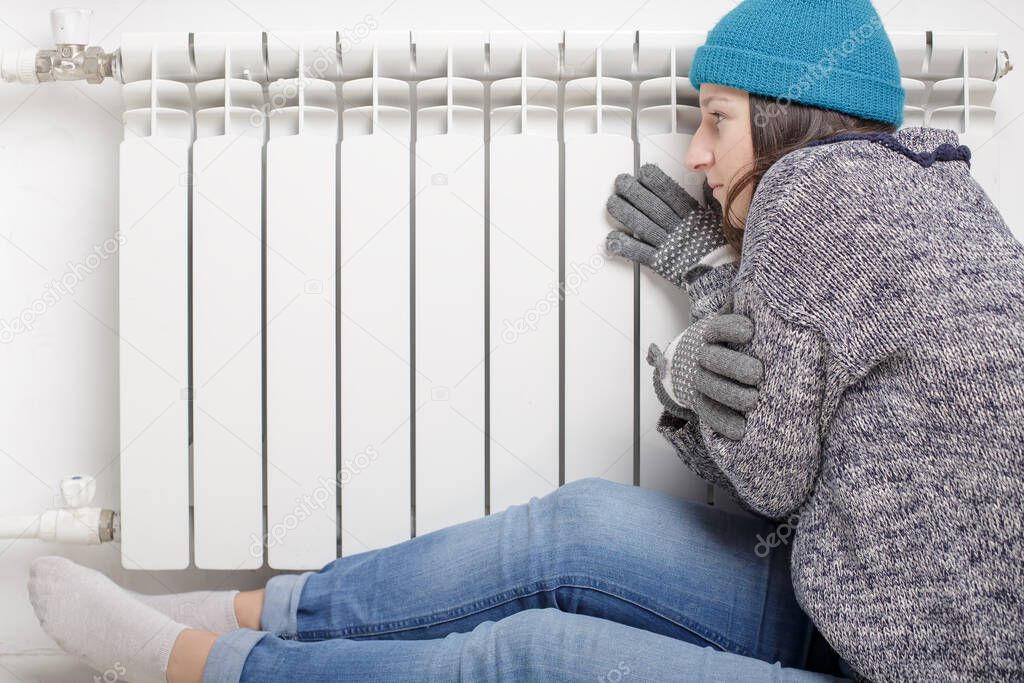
{"left": 688, "top": 143, "right": 712, "bottom": 174}
{"left": 685, "top": 130, "right": 714, "bottom": 173}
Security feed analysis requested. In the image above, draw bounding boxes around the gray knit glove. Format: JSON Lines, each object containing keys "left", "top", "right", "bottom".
{"left": 647, "top": 293, "right": 764, "bottom": 441}
{"left": 605, "top": 163, "right": 727, "bottom": 287}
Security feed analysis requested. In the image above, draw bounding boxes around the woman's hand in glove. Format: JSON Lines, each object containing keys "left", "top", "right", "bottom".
{"left": 605, "top": 163, "right": 728, "bottom": 288}
{"left": 647, "top": 293, "right": 763, "bottom": 441}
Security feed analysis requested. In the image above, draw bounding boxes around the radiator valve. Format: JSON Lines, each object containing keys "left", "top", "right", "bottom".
{"left": 1, "top": 8, "right": 120, "bottom": 85}
{"left": 0, "top": 475, "right": 120, "bottom": 544}
{"left": 997, "top": 49, "right": 1014, "bottom": 80}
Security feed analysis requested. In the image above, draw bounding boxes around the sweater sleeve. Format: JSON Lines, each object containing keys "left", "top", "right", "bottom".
{"left": 692, "top": 283, "right": 829, "bottom": 521}
{"left": 654, "top": 409, "right": 771, "bottom": 519}
{"left": 684, "top": 250, "right": 739, "bottom": 324}
{"left": 653, "top": 257, "right": 771, "bottom": 516}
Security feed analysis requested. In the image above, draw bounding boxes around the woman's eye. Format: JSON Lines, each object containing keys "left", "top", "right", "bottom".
{"left": 711, "top": 111, "right": 725, "bottom": 124}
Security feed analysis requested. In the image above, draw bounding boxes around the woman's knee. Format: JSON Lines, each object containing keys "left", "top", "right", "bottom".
{"left": 556, "top": 476, "right": 623, "bottom": 497}
{"left": 541, "top": 478, "right": 740, "bottom": 572}
{"left": 470, "top": 608, "right": 576, "bottom": 648}
{"left": 550, "top": 476, "right": 629, "bottom": 510}
{"left": 534, "top": 478, "right": 649, "bottom": 565}
{"left": 546, "top": 477, "right": 631, "bottom": 531}
{"left": 444, "top": 609, "right": 586, "bottom": 677}
{"left": 460, "top": 608, "right": 654, "bottom": 678}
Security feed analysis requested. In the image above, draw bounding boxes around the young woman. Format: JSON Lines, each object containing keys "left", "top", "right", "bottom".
{"left": 28, "top": 0, "right": 1023, "bottom": 681}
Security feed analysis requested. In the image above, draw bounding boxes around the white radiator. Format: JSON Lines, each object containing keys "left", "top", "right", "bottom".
{"left": 116, "top": 29, "right": 1007, "bottom": 570}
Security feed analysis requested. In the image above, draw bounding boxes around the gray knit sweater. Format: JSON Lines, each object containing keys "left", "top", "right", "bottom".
{"left": 656, "top": 126, "right": 1024, "bottom": 681}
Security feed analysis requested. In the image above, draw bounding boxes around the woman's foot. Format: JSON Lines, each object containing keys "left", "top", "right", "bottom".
{"left": 28, "top": 555, "right": 190, "bottom": 683}
{"left": 129, "top": 588, "right": 241, "bottom": 634}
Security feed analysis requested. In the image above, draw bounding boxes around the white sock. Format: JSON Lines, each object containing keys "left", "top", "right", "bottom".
{"left": 129, "top": 589, "right": 240, "bottom": 634}
{"left": 28, "top": 556, "right": 188, "bottom": 683}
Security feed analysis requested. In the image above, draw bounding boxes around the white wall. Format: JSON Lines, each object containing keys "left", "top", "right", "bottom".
{"left": 1, "top": 0, "right": 1022, "bottom": 679}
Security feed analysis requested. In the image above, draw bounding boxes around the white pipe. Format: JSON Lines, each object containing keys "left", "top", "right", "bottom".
{"left": 0, "top": 507, "right": 107, "bottom": 544}
{"left": 0, "top": 515, "right": 43, "bottom": 538}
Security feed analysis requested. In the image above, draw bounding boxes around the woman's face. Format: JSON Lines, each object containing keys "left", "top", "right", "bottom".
{"left": 685, "top": 83, "right": 756, "bottom": 226}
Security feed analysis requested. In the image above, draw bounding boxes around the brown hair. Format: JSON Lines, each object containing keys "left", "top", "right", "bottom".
{"left": 719, "top": 93, "right": 898, "bottom": 256}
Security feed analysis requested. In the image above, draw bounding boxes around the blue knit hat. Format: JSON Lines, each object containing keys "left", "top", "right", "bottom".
{"left": 689, "top": 0, "right": 905, "bottom": 127}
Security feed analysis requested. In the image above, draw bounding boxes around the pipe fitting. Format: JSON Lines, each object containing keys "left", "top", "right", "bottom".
{"left": 1, "top": 8, "right": 120, "bottom": 85}
{"left": 0, "top": 475, "right": 119, "bottom": 544}
{"left": 996, "top": 49, "right": 1014, "bottom": 80}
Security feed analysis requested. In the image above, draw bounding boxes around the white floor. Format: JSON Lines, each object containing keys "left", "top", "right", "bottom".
{"left": 0, "top": 655, "right": 96, "bottom": 683}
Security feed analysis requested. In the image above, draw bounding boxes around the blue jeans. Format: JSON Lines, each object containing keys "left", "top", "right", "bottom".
{"left": 204, "top": 477, "right": 854, "bottom": 682}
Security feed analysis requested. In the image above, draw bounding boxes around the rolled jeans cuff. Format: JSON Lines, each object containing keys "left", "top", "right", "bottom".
{"left": 203, "top": 629, "right": 268, "bottom": 683}
{"left": 261, "top": 571, "right": 313, "bottom": 636}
